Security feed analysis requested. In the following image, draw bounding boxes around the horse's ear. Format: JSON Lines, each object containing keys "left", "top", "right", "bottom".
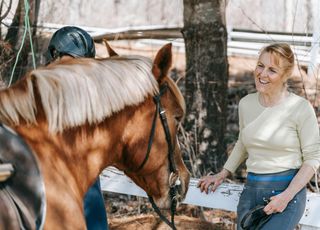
{"left": 103, "top": 39, "right": 118, "bottom": 57}
{"left": 152, "top": 43, "right": 172, "bottom": 82}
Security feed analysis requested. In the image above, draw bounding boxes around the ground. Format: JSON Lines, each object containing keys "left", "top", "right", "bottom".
{"left": 105, "top": 193, "right": 236, "bottom": 230}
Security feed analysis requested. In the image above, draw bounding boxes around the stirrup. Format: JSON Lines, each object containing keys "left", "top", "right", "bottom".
{"left": 0, "top": 163, "right": 15, "bottom": 182}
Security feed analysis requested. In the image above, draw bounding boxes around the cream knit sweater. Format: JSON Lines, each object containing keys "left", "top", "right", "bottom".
{"left": 224, "top": 92, "right": 320, "bottom": 174}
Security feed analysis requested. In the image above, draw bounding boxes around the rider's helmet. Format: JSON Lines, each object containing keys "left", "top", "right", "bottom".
{"left": 47, "top": 26, "right": 96, "bottom": 61}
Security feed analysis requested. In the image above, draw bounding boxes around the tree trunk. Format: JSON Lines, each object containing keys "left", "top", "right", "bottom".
{"left": 182, "top": 0, "right": 229, "bottom": 175}
{"left": 3, "top": 0, "right": 40, "bottom": 84}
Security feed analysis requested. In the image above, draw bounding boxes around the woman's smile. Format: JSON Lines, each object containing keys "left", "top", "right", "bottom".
{"left": 258, "top": 78, "right": 269, "bottom": 84}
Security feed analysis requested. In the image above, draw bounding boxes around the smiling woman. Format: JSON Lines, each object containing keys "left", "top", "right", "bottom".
{"left": 198, "top": 43, "right": 320, "bottom": 230}
{"left": 254, "top": 43, "right": 295, "bottom": 107}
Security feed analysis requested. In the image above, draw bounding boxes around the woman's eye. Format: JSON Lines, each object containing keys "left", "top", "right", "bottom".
{"left": 269, "top": 69, "right": 277, "bottom": 73}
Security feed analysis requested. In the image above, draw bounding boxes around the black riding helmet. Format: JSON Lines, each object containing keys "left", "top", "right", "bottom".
{"left": 47, "top": 26, "right": 96, "bottom": 61}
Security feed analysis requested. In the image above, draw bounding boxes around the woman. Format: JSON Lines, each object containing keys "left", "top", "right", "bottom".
{"left": 198, "top": 43, "right": 320, "bottom": 229}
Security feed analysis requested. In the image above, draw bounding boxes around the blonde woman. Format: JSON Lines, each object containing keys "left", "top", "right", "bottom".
{"left": 198, "top": 43, "right": 320, "bottom": 229}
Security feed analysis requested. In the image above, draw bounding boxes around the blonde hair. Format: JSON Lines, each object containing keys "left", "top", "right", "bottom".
{"left": 259, "top": 43, "right": 295, "bottom": 79}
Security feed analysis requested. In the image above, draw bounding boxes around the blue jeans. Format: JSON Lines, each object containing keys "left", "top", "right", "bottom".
{"left": 84, "top": 179, "right": 108, "bottom": 230}
{"left": 237, "top": 169, "right": 306, "bottom": 230}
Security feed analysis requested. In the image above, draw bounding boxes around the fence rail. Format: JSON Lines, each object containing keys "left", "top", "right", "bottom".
{"left": 1, "top": 21, "right": 319, "bottom": 65}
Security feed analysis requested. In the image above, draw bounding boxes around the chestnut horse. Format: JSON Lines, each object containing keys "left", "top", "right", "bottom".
{"left": 0, "top": 44, "right": 190, "bottom": 229}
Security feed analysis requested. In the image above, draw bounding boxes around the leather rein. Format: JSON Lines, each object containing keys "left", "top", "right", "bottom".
{"left": 136, "top": 82, "right": 181, "bottom": 230}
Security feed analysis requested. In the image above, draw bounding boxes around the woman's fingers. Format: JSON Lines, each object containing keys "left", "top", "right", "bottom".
{"left": 205, "top": 182, "right": 215, "bottom": 194}
{"left": 197, "top": 179, "right": 205, "bottom": 192}
{"left": 198, "top": 177, "right": 211, "bottom": 193}
{"left": 210, "top": 181, "right": 220, "bottom": 192}
{"left": 197, "top": 178, "right": 205, "bottom": 187}
{"left": 198, "top": 173, "right": 226, "bottom": 193}
{"left": 263, "top": 204, "right": 273, "bottom": 215}
{"left": 201, "top": 180, "right": 210, "bottom": 193}
{"left": 198, "top": 177, "right": 222, "bottom": 193}
{"left": 263, "top": 194, "right": 290, "bottom": 214}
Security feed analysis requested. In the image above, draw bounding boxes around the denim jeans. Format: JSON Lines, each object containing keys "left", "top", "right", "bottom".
{"left": 237, "top": 169, "right": 306, "bottom": 230}
{"left": 84, "top": 179, "right": 108, "bottom": 230}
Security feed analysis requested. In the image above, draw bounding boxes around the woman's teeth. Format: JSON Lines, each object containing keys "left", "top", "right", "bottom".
{"left": 259, "top": 78, "right": 269, "bottom": 84}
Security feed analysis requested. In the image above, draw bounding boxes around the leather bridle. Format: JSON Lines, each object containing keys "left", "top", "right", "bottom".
{"left": 136, "top": 82, "right": 181, "bottom": 230}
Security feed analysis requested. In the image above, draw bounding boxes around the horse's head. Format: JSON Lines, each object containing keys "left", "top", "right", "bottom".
{"left": 116, "top": 44, "right": 190, "bottom": 209}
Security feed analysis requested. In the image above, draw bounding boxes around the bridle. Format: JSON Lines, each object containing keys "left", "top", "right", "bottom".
{"left": 136, "top": 82, "right": 182, "bottom": 230}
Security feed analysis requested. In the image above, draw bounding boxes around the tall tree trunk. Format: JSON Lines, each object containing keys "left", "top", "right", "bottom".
{"left": 182, "top": 0, "right": 229, "bottom": 174}
{"left": 3, "top": 0, "right": 40, "bottom": 84}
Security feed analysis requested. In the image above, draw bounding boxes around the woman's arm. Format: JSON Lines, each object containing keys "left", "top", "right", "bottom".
{"left": 263, "top": 163, "right": 315, "bottom": 215}
{"left": 197, "top": 137, "right": 247, "bottom": 194}
{"left": 198, "top": 99, "right": 247, "bottom": 194}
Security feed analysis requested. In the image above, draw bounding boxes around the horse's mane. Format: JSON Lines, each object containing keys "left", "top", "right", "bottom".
{"left": 0, "top": 56, "right": 159, "bottom": 132}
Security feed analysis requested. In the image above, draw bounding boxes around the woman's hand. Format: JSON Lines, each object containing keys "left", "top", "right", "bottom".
{"left": 197, "top": 169, "right": 230, "bottom": 194}
{"left": 264, "top": 164, "right": 315, "bottom": 215}
{"left": 263, "top": 191, "right": 293, "bottom": 215}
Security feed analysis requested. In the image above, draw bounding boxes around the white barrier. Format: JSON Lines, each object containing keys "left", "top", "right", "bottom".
{"left": 100, "top": 167, "right": 320, "bottom": 229}
{"left": 100, "top": 167, "right": 242, "bottom": 212}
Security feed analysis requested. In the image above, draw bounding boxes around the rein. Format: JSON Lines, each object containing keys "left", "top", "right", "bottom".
{"left": 137, "top": 82, "right": 180, "bottom": 230}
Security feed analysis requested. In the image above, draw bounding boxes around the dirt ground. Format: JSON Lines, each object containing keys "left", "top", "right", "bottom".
{"left": 105, "top": 193, "right": 236, "bottom": 230}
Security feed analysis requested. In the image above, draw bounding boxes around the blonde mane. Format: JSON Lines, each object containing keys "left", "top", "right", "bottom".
{"left": 0, "top": 56, "right": 159, "bottom": 132}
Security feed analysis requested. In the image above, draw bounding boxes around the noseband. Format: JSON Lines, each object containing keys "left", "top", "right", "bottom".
{"left": 137, "top": 82, "right": 181, "bottom": 230}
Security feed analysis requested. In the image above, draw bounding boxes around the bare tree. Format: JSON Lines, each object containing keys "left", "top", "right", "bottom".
{"left": 0, "top": 0, "right": 13, "bottom": 84}
{"left": 182, "top": 0, "right": 229, "bottom": 174}
{"left": 2, "top": 0, "right": 40, "bottom": 84}
{"left": 0, "top": 0, "right": 12, "bottom": 25}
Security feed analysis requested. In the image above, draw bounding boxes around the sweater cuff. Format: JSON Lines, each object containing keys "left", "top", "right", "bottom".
{"left": 223, "top": 161, "right": 237, "bottom": 174}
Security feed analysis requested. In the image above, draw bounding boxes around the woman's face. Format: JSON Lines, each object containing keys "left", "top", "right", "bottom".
{"left": 254, "top": 52, "right": 286, "bottom": 95}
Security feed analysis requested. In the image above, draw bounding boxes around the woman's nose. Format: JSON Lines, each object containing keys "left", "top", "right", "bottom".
{"left": 260, "top": 68, "right": 268, "bottom": 77}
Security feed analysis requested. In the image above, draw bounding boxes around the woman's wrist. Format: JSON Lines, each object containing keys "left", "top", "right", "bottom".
{"left": 281, "top": 189, "right": 295, "bottom": 202}
{"left": 206, "top": 169, "right": 230, "bottom": 178}
{"left": 219, "top": 169, "right": 230, "bottom": 179}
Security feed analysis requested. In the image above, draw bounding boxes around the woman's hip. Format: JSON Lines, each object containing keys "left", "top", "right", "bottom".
{"left": 237, "top": 169, "right": 306, "bottom": 230}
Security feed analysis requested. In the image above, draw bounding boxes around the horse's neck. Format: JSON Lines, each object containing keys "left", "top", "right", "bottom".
{"left": 13, "top": 114, "right": 126, "bottom": 192}
{"left": 12, "top": 97, "right": 153, "bottom": 196}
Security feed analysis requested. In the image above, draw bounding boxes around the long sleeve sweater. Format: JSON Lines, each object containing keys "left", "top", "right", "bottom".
{"left": 224, "top": 92, "right": 320, "bottom": 174}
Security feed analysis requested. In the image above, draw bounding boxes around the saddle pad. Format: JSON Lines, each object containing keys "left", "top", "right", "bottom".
{"left": 0, "top": 125, "right": 46, "bottom": 229}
